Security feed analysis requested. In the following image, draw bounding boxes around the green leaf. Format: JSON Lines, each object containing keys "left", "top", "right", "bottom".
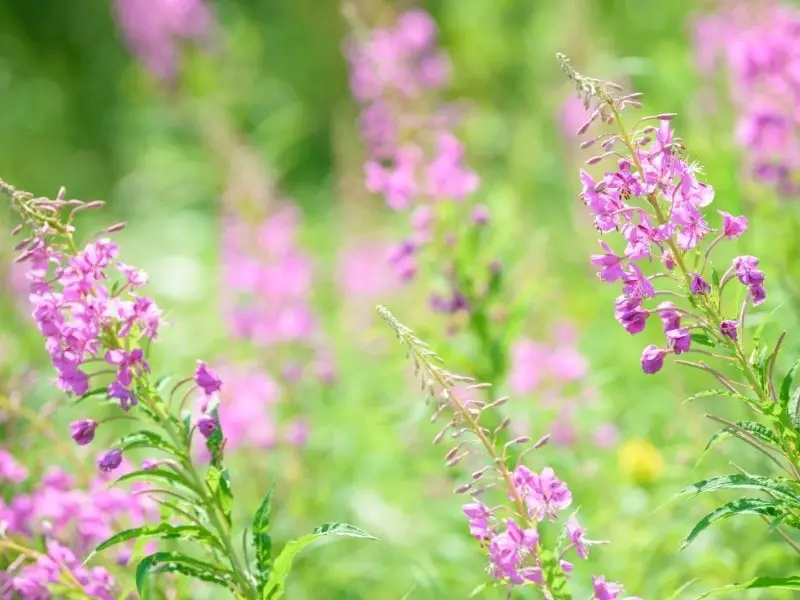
{"left": 667, "top": 578, "right": 697, "bottom": 600}
{"left": 206, "top": 466, "right": 233, "bottom": 526}
{"left": 154, "top": 375, "right": 174, "bottom": 394}
{"left": 681, "top": 498, "right": 785, "bottom": 549}
{"left": 697, "top": 421, "right": 782, "bottom": 466}
{"left": 135, "top": 552, "right": 237, "bottom": 594}
{"left": 690, "top": 332, "right": 716, "bottom": 348}
{"left": 538, "top": 548, "right": 571, "bottom": 600}
{"left": 683, "top": 389, "right": 746, "bottom": 404}
{"left": 780, "top": 359, "right": 800, "bottom": 406}
{"left": 790, "top": 388, "right": 800, "bottom": 430}
{"left": 113, "top": 430, "right": 179, "bottom": 455}
{"left": 253, "top": 487, "right": 274, "bottom": 579}
{"left": 696, "top": 576, "right": 800, "bottom": 598}
{"left": 678, "top": 473, "right": 800, "bottom": 507}
{"left": 113, "top": 468, "right": 192, "bottom": 491}
{"left": 711, "top": 267, "right": 721, "bottom": 290}
{"left": 261, "top": 523, "right": 375, "bottom": 599}
{"left": 87, "top": 524, "right": 223, "bottom": 564}
{"left": 71, "top": 387, "right": 109, "bottom": 406}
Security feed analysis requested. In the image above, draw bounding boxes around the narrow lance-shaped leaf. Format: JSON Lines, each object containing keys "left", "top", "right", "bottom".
{"left": 261, "top": 523, "right": 376, "bottom": 600}
{"left": 696, "top": 421, "right": 782, "bottom": 466}
{"left": 135, "top": 552, "right": 237, "bottom": 595}
{"left": 696, "top": 576, "right": 800, "bottom": 598}
{"left": 683, "top": 389, "right": 747, "bottom": 404}
{"left": 780, "top": 359, "right": 800, "bottom": 406}
{"left": 789, "top": 387, "right": 800, "bottom": 430}
{"left": 253, "top": 487, "right": 274, "bottom": 580}
{"left": 681, "top": 498, "right": 785, "bottom": 549}
{"left": 690, "top": 332, "right": 716, "bottom": 348}
{"left": 677, "top": 474, "right": 800, "bottom": 508}
{"left": 113, "top": 468, "right": 193, "bottom": 491}
{"left": 113, "top": 430, "right": 179, "bottom": 455}
{"left": 85, "top": 524, "right": 224, "bottom": 565}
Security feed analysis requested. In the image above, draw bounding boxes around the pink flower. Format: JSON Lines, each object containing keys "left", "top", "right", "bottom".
{"left": 641, "top": 345, "right": 666, "bottom": 374}
{"left": 719, "top": 210, "right": 748, "bottom": 239}
{"left": 513, "top": 466, "right": 572, "bottom": 521}
{"left": 0, "top": 449, "right": 29, "bottom": 483}
{"left": 194, "top": 361, "right": 222, "bottom": 395}
{"left": 592, "top": 575, "right": 624, "bottom": 600}
{"left": 567, "top": 516, "right": 590, "bottom": 559}
{"left": 462, "top": 500, "right": 493, "bottom": 540}
{"left": 591, "top": 241, "right": 626, "bottom": 283}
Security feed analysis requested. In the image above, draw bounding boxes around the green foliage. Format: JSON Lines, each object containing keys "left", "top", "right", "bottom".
{"left": 261, "top": 523, "right": 376, "bottom": 600}
{"left": 135, "top": 552, "right": 238, "bottom": 595}
{"left": 681, "top": 499, "right": 786, "bottom": 549}
{"left": 697, "top": 576, "right": 800, "bottom": 598}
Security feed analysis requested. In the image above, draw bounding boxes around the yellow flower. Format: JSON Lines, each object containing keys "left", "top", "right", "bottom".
{"left": 617, "top": 438, "right": 665, "bottom": 485}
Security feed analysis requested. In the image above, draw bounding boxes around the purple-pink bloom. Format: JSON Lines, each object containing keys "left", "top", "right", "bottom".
{"left": 614, "top": 296, "right": 649, "bottom": 335}
{"left": 750, "top": 284, "right": 767, "bottom": 305}
{"left": 641, "top": 345, "right": 666, "bottom": 374}
{"left": 113, "top": 0, "right": 213, "bottom": 81}
{"left": 69, "top": 419, "right": 98, "bottom": 446}
{"left": 487, "top": 519, "right": 539, "bottom": 585}
{"left": 463, "top": 500, "right": 493, "bottom": 540}
{"left": 0, "top": 449, "right": 29, "bottom": 483}
{"left": 666, "top": 327, "right": 691, "bottom": 355}
{"left": 733, "top": 255, "right": 765, "bottom": 286}
{"left": 97, "top": 449, "right": 123, "bottom": 473}
{"left": 657, "top": 301, "right": 680, "bottom": 332}
{"left": 513, "top": 466, "right": 572, "bottom": 521}
{"left": 567, "top": 515, "right": 590, "bottom": 559}
{"left": 720, "top": 319, "right": 738, "bottom": 341}
{"left": 590, "top": 241, "right": 626, "bottom": 282}
{"left": 197, "top": 414, "right": 218, "bottom": 439}
{"left": 194, "top": 361, "right": 222, "bottom": 395}
{"left": 470, "top": 204, "right": 490, "bottom": 225}
{"left": 592, "top": 575, "right": 624, "bottom": 600}
{"left": 719, "top": 210, "right": 748, "bottom": 239}
{"left": 621, "top": 264, "right": 655, "bottom": 299}
{"left": 690, "top": 273, "right": 711, "bottom": 295}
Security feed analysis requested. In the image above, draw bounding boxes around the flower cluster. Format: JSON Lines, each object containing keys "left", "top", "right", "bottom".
{"left": 222, "top": 204, "right": 332, "bottom": 383}
{"left": 509, "top": 323, "right": 617, "bottom": 447}
{"left": 693, "top": 1, "right": 800, "bottom": 197}
{"left": 4, "top": 540, "right": 117, "bottom": 600}
{"left": 558, "top": 54, "right": 766, "bottom": 375}
{"left": 346, "top": 8, "right": 486, "bottom": 293}
{"left": 23, "top": 234, "right": 159, "bottom": 409}
{"left": 378, "top": 306, "right": 636, "bottom": 598}
{"left": 0, "top": 457, "right": 156, "bottom": 563}
{"left": 113, "top": 0, "right": 213, "bottom": 81}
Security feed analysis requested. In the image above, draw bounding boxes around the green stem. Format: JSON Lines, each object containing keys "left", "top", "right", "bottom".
{"left": 156, "top": 400, "right": 258, "bottom": 600}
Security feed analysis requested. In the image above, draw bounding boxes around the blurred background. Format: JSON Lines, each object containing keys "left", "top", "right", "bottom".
{"left": 2, "top": 0, "right": 800, "bottom": 598}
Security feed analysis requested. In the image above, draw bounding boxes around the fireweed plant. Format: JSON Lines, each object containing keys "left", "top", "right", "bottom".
{"left": 558, "top": 54, "right": 800, "bottom": 594}
{"left": 0, "top": 178, "right": 374, "bottom": 599}
{"left": 344, "top": 6, "right": 512, "bottom": 387}
{"left": 692, "top": 0, "right": 800, "bottom": 322}
{"left": 377, "top": 305, "right": 638, "bottom": 600}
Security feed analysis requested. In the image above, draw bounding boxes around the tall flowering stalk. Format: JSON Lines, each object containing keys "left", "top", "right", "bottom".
{"left": 0, "top": 178, "right": 372, "bottom": 599}
{"left": 559, "top": 54, "right": 800, "bottom": 596}
{"left": 693, "top": 0, "right": 800, "bottom": 198}
{"left": 114, "top": 0, "right": 214, "bottom": 82}
{"left": 378, "top": 306, "right": 636, "bottom": 600}
{"left": 345, "top": 6, "right": 511, "bottom": 387}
